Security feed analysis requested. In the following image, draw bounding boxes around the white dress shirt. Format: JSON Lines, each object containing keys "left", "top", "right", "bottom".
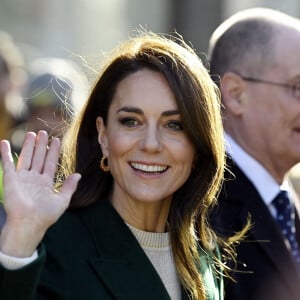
{"left": 225, "top": 133, "right": 292, "bottom": 216}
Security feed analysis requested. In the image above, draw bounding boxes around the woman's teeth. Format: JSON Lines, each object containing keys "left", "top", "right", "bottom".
{"left": 131, "top": 163, "right": 168, "bottom": 173}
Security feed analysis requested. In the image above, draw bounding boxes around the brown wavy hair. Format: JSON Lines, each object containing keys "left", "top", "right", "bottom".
{"left": 58, "top": 31, "right": 236, "bottom": 299}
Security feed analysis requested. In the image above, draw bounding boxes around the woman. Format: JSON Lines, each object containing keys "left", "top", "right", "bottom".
{"left": 0, "top": 31, "right": 234, "bottom": 300}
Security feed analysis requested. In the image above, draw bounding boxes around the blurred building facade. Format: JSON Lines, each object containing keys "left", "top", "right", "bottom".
{"left": 0, "top": 0, "right": 299, "bottom": 68}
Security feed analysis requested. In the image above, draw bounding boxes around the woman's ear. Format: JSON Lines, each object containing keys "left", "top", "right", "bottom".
{"left": 220, "top": 72, "right": 247, "bottom": 116}
{"left": 96, "top": 116, "right": 109, "bottom": 156}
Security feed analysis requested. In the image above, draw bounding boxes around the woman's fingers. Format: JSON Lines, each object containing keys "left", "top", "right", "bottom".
{"left": 17, "top": 131, "right": 56, "bottom": 175}
{"left": 16, "top": 132, "right": 37, "bottom": 171}
{"left": 59, "top": 173, "right": 81, "bottom": 202}
{"left": 30, "top": 131, "right": 49, "bottom": 173}
{"left": 43, "top": 136, "right": 61, "bottom": 179}
{"left": 0, "top": 140, "right": 15, "bottom": 174}
{"left": 2, "top": 130, "right": 80, "bottom": 205}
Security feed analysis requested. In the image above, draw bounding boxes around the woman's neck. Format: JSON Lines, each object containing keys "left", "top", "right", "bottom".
{"left": 110, "top": 194, "right": 171, "bottom": 233}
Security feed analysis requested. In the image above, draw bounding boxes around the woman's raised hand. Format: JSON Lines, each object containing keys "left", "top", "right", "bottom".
{"left": 0, "top": 131, "right": 81, "bottom": 257}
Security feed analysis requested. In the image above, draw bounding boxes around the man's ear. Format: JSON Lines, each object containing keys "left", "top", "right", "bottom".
{"left": 96, "top": 116, "right": 109, "bottom": 157}
{"left": 220, "top": 72, "right": 247, "bottom": 116}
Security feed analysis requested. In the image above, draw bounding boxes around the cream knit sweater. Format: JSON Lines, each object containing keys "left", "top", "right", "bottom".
{"left": 127, "top": 223, "right": 181, "bottom": 300}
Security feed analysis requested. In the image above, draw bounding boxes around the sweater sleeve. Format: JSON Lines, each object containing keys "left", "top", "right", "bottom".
{"left": 0, "top": 250, "right": 38, "bottom": 270}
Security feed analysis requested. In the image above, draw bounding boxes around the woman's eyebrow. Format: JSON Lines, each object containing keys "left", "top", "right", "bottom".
{"left": 117, "top": 107, "right": 179, "bottom": 116}
{"left": 162, "top": 110, "right": 179, "bottom": 116}
{"left": 117, "top": 106, "right": 143, "bottom": 114}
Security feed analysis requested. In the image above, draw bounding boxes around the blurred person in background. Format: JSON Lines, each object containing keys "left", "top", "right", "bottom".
{"left": 208, "top": 7, "right": 300, "bottom": 300}
{"left": 0, "top": 30, "right": 27, "bottom": 228}
{"left": 0, "top": 31, "right": 26, "bottom": 141}
{"left": 11, "top": 57, "right": 89, "bottom": 147}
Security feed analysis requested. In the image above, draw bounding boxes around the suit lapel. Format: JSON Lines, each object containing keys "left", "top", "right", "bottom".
{"left": 79, "top": 200, "right": 171, "bottom": 300}
{"left": 226, "top": 162, "right": 300, "bottom": 283}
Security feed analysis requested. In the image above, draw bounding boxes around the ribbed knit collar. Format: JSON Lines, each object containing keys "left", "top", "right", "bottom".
{"left": 126, "top": 223, "right": 170, "bottom": 248}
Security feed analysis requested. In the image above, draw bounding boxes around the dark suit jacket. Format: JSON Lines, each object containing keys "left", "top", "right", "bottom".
{"left": 0, "top": 199, "right": 222, "bottom": 300}
{"left": 211, "top": 158, "right": 300, "bottom": 300}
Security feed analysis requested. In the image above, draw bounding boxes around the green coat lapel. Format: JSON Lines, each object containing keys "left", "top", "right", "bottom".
{"left": 79, "top": 200, "right": 171, "bottom": 300}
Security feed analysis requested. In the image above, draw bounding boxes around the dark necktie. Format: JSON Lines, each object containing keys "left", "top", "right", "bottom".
{"left": 273, "top": 190, "right": 300, "bottom": 267}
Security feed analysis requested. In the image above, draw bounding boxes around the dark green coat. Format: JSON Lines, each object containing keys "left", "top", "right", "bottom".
{"left": 0, "top": 199, "right": 223, "bottom": 300}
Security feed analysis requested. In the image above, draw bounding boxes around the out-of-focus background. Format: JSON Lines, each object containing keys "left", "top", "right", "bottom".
{"left": 1, "top": 0, "right": 299, "bottom": 67}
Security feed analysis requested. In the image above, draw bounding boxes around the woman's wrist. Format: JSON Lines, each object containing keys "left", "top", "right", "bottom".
{"left": 0, "top": 220, "right": 44, "bottom": 257}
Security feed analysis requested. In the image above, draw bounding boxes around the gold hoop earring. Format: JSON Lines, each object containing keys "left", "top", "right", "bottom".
{"left": 100, "top": 156, "right": 110, "bottom": 172}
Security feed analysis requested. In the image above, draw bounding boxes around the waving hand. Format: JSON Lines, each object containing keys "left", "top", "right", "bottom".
{"left": 0, "top": 131, "right": 81, "bottom": 257}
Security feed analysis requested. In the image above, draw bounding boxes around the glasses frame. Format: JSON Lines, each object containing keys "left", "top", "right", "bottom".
{"left": 236, "top": 73, "right": 300, "bottom": 99}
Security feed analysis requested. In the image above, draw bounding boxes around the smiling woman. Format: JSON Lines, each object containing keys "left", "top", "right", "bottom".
{"left": 96, "top": 69, "right": 195, "bottom": 214}
{"left": 0, "top": 31, "right": 242, "bottom": 300}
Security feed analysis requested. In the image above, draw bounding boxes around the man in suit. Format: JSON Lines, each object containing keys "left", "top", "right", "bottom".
{"left": 208, "top": 8, "right": 300, "bottom": 300}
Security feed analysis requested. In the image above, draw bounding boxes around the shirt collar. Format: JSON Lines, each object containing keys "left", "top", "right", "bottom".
{"left": 225, "top": 133, "right": 280, "bottom": 205}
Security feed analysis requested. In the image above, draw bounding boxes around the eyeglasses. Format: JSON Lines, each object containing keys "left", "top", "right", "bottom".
{"left": 238, "top": 75, "right": 300, "bottom": 99}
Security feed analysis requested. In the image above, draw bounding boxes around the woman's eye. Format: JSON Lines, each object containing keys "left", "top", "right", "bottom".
{"left": 166, "top": 120, "right": 184, "bottom": 131}
{"left": 119, "top": 117, "right": 139, "bottom": 127}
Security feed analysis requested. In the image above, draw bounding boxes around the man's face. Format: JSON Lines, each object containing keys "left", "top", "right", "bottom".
{"left": 237, "top": 27, "right": 300, "bottom": 179}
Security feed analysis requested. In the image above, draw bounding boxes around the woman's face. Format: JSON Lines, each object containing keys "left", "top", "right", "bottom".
{"left": 96, "top": 68, "right": 195, "bottom": 208}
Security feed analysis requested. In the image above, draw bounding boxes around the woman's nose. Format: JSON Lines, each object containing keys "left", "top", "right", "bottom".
{"left": 139, "top": 125, "right": 163, "bottom": 152}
